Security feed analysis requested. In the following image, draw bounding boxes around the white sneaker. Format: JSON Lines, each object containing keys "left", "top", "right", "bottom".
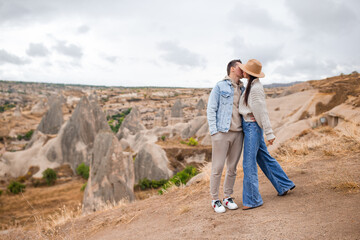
{"left": 222, "top": 197, "right": 238, "bottom": 210}
{"left": 211, "top": 200, "right": 226, "bottom": 213}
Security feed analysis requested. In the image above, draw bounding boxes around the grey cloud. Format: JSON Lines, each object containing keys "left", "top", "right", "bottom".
{"left": 285, "top": 0, "right": 358, "bottom": 35}
{"left": 78, "top": 25, "right": 90, "bottom": 34}
{"left": 284, "top": 0, "right": 360, "bottom": 66}
{"left": 230, "top": 37, "right": 283, "bottom": 65}
{"left": 26, "top": 43, "right": 50, "bottom": 57}
{"left": 0, "top": 1, "right": 57, "bottom": 25}
{"left": 158, "top": 41, "right": 206, "bottom": 68}
{"left": 0, "top": 1, "right": 137, "bottom": 26}
{"left": 53, "top": 41, "right": 83, "bottom": 59}
{"left": 0, "top": 49, "right": 30, "bottom": 65}
{"left": 229, "top": 3, "right": 288, "bottom": 31}
{"left": 274, "top": 56, "right": 337, "bottom": 77}
{"left": 104, "top": 56, "right": 118, "bottom": 63}
{"left": 0, "top": 1, "right": 32, "bottom": 23}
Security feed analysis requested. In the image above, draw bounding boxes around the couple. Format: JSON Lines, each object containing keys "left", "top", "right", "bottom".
{"left": 207, "top": 59, "right": 295, "bottom": 213}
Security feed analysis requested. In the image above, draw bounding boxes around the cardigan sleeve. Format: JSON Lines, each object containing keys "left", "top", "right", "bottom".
{"left": 249, "top": 83, "right": 275, "bottom": 141}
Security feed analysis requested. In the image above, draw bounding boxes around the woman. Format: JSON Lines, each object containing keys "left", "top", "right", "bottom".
{"left": 238, "top": 59, "right": 295, "bottom": 210}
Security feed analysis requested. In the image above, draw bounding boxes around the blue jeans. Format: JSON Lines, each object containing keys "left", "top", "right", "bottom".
{"left": 242, "top": 120, "right": 295, "bottom": 208}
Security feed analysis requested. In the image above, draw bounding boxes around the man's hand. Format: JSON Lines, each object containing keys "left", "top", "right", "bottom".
{"left": 268, "top": 138, "right": 275, "bottom": 145}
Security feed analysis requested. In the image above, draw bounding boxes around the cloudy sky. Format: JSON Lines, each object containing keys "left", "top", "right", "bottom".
{"left": 0, "top": 0, "right": 359, "bottom": 88}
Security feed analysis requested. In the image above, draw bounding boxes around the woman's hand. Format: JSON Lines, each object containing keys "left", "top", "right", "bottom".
{"left": 268, "top": 138, "right": 275, "bottom": 145}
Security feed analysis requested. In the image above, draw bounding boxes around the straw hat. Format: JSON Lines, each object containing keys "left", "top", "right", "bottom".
{"left": 239, "top": 59, "right": 265, "bottom": 78}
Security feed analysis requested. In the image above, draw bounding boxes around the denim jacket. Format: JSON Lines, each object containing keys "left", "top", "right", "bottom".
{"left": 207, "top": 79, "right": 245, "bottom": 135}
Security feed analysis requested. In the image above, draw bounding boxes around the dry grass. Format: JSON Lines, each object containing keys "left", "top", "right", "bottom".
{"left": 176, "top": 205, "right": 191, "bottom": 215}
{"left": 274, "top": 124, "right": 360, "bottom": 165}
{"left": 332, "top": 176, "right": 360, "bottom": 193}
{"left": 318, "top": 126, "right": 336, "bottom": 135}
{"left": 0, "top": 202, "right": 83, "bottom": 240}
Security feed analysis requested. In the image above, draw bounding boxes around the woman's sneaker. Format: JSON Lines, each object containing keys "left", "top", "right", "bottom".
{"left": 222, "top": 197, "right": 238, "bottom": 210}
{"left": 211, "top": 200, "right": 226, "bottom": 213}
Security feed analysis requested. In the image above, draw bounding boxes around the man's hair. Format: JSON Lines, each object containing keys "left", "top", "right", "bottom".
{"left": 227, "top": 59, "right": 242, "bottom": 76}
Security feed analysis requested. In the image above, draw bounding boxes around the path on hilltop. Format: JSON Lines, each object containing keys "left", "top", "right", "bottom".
{"left": 56, "top": 149, "right": 360, "bottom": 240}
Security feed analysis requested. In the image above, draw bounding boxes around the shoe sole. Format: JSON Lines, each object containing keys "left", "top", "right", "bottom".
{"left": 213, "top": 207, "right": 226, "bottom": 213}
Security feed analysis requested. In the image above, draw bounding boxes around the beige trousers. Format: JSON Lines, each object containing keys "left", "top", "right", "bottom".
{"left": 210, "top": 131, "right": 244, "bottom": 200}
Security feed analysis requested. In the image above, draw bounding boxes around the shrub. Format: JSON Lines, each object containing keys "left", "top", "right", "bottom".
{"left": 76, "top": 163, "right": 89, "bottom": 180}
{"left": 31, "top": 178, "right": 41, "bottom": 187}
{"left": 107, "top": 108, "right": 132, "bottom": 133}
{"left": 0, "top": 103, "right": 15, "bottom": 113}
{"left": 187, "top": 137, "right": 198, "bottom": 146}
{"left": 81, "top": 182, "right": 87, "bottom": 191}
{"left": 24, "top": 130, "right": 34, "bottom": 140}
{"left": 180, "top": 138, "right": 198, "bottom": 146}
{"left": 0, "top": 190, "right": 3, "bottom": 196}
{"left": 7, "top": 181, "right": 26, "bottom": 194}
{"left": 42, "top": 168, "right": 57, "bottom": 186}
{"left": 137, "top": 178, "right": 168, "bottom": 190}
{"left": 161, "top": 135, "right": 166, "bottom": 141}
{"left": 16, "top": 129, "right": 34, "bottom": 141}
{"left": 159, "top": 166, "right": 198, "bottom": 194}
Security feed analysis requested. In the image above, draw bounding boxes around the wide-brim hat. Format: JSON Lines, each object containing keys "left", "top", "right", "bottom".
{"left": 239, "top": 59, "right": 265, "bottom": 78}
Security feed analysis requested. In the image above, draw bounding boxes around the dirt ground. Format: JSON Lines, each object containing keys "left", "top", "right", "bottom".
{"left": 0, "top": 178, "right": 86, "bottom": 230}
{"left": 2, "top": 127, "right": 359, "bottom": 240}
{"left": 84, "top": 155, "right": 360, "bottom": 240}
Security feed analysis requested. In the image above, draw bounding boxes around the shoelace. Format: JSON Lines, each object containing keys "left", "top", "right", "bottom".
{"left": 214, "top": 200, "right": 222, "bottom": 207}
{"left": 226, "top": 197, "right": 234, "bottom": 203}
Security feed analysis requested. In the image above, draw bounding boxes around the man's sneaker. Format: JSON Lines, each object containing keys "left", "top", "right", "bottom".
{"left": 211, "top": 200, "right": 226, "bottom": 213}
{"left": 222, "top": 197, "right": 238, "bottom": 210}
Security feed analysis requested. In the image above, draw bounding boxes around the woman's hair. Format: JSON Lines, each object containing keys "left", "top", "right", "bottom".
{"left": 244, "top": 74, "right": 257, "bottom": 106}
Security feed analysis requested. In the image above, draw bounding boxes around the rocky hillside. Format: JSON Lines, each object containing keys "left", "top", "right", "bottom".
{"left": 0, "top": 73, "right": 359, "bottom": 239}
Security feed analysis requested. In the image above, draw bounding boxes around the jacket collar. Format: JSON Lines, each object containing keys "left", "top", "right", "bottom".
{"left": 223, "top": 75, "right": 244, "bottom": 88}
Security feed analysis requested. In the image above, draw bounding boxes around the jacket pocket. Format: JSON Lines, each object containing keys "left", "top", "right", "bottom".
{"left": 220, "top": 91, "right": 231, "bottom": 105}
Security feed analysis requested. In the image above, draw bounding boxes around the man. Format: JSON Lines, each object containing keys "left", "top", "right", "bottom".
{"left": 207, "top": 59, "right": 245, "bottom": 213}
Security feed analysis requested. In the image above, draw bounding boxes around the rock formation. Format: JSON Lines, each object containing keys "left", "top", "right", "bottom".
{"left": 171, "top": 99, "right": 183, "bottom": 118}
{"left": 169, "top": 99, "right": 183, "bottom": 125}
{"left": 181, "top": 116, "right": 207, "bottom": 139}
{"left": 134, "top": 143, "right": 173, "bottom": 183}
{"left": 154, "top": 108, "right": 165, "bottom": 127}
{"left": 82, "top": 131, "right": 135, "bottom": 213}
{"left": 0, "top": 96, "right": 111, "bottom": 177}
{"left": 196, "top": 99, "right": 206, "bottom": 116}
{"left": 60, "top": 96, "right": 110, "bottom": 170}
{"left": 12, "top": 105, "right": 21, "bottom": 118}
{"left": 116, "top": 107, "right": 145, "bottom": 140}
{"left": 30, "top": 99, "right": 48, "bottom": 116}
{"left": 36, "top": 98, "right": 63, "bottom": 134}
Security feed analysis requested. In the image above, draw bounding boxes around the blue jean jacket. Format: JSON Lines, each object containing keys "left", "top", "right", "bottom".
{"left": 207, "top": 79, "right": 245, "bottom": 135}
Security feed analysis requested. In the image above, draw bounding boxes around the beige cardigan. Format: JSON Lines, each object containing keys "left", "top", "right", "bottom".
{"left": 238, "top": 79, "right": 275, "bottom": 141}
